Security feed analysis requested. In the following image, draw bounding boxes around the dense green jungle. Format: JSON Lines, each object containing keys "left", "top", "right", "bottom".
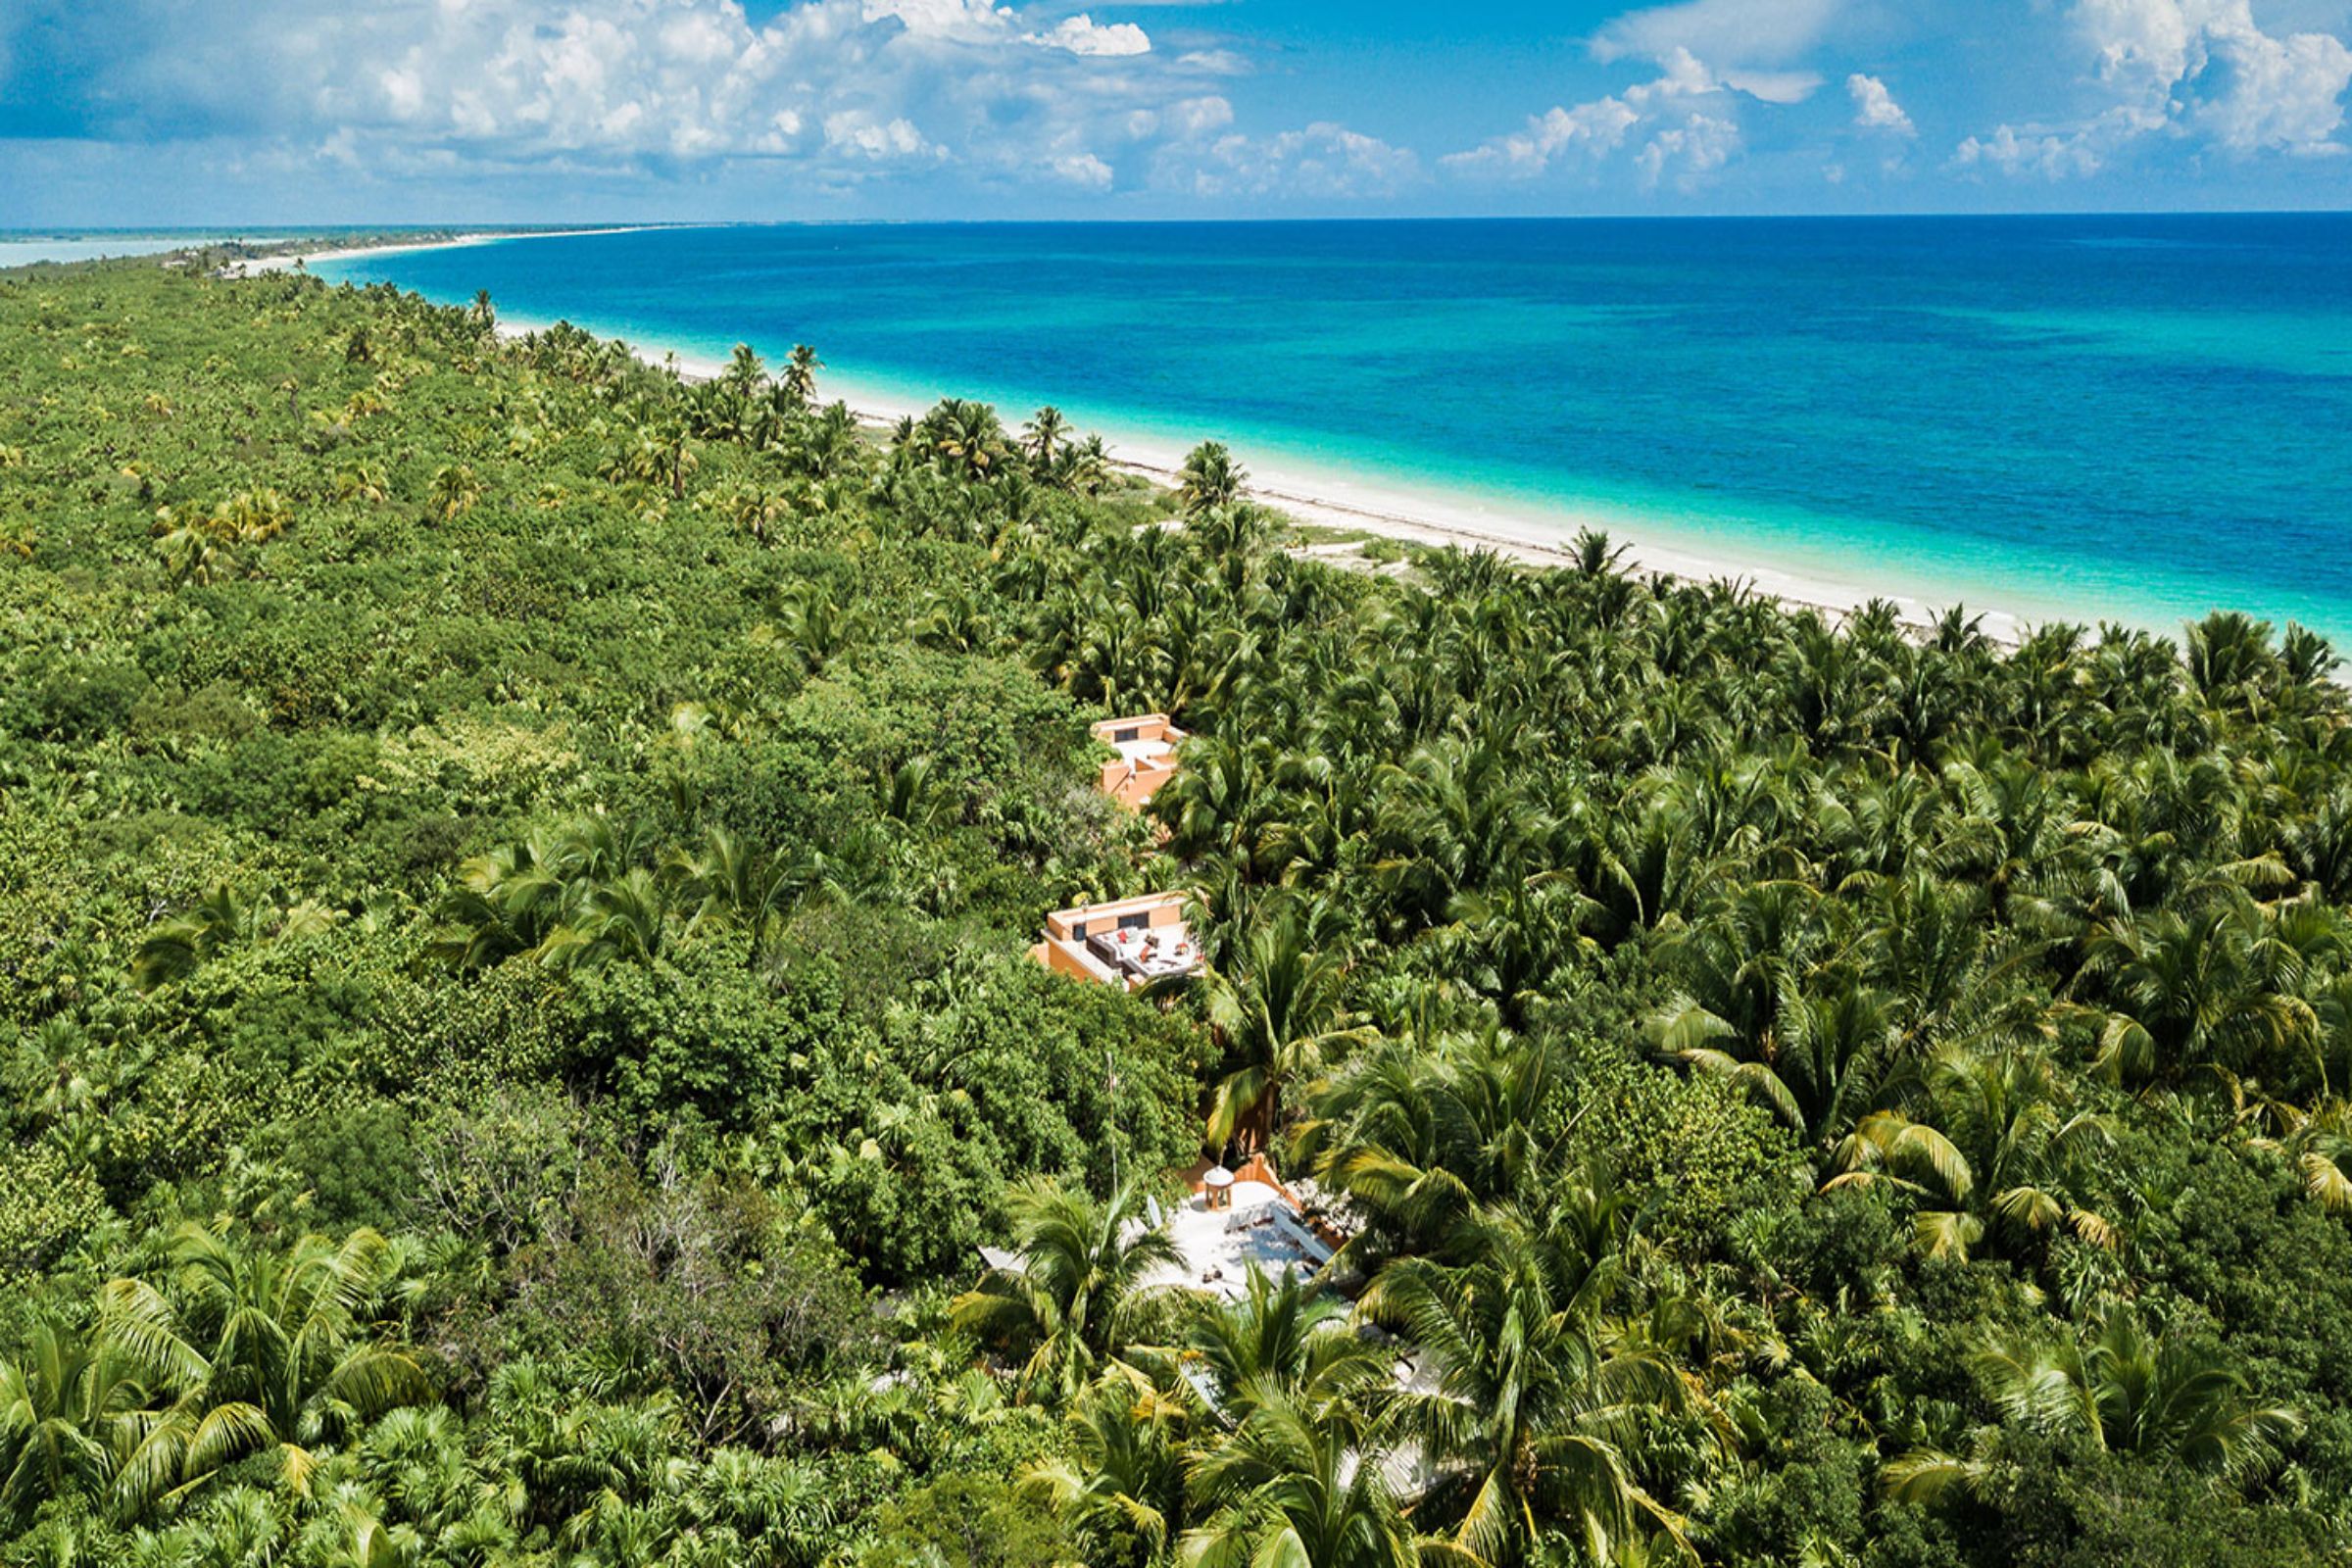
{"left": 1, "top": 258, "right": 2349, "bottom": 1566}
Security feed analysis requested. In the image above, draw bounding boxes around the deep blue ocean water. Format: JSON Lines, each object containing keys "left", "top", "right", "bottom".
{"left": 317, "top": 217, "right": 2352, "bottom": 643}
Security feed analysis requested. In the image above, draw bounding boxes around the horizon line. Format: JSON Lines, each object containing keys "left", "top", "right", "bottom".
{"left": 15, "top": 207, "right": 2352, "bottom": 237}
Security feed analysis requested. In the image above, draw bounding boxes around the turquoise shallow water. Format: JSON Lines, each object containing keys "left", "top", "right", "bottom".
{"left": 316, "top": 218, "right": 2352, "bottom": 643}
{"left": 0, "top": 231, "right": 235, "bottom": 267}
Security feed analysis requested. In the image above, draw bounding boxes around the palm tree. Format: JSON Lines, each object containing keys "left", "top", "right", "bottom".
{"left": 11, "top": 1019, "right": 104, "bottom": 1130}
{"left": 1583, "top": 786, "right": 1705, "bottom": 941}
{"left": 908, "top": 585, "right": 1008, "bottom": 657}
{"left": 1889, "top": 1307, "right": 2301, "bottom": 1500}
{"left": 1060, "top": 432, "right": 1112, "bottom": 495}
{"left": 783, "top": 344, "right": 823, "bottom": 406}
{"left": 334, "top": 462, "right": 389, "bottom": 504}
{"left": 101, "top": 1225, "right": 431, "bottom": 1507}
{"left": 777, "top": 579, "right": 866, "bottom": 674}
{"left": 1177, "top": 442, "right": 1246, "bottom": 517}
{"left": 470, "top": 289, "right": 495, "bottom": 330}
{"left": 721, "top": 342, "right": 767, "bottom": 402}
{"left": 2083, "top": 901, "right": 2314, "bottom": 1087}
{"left": 132, "top": 883, "right": 254, "bottom": 989}
{"left": 1153, "top": 736, "right": 1293, "bottom": 883}
{"left": 1646, "top": 880, "right": 1832, "bottom": 1099}
{"left": 1571, "top": 527, "right": 1632, "bottom": 577}
{"left": 2029, "top": 1308, "right": 2299, "bottom": 1472}
{"left": 1361, "top": 1198, "right": 1689, "bottom": 1565}
{"left": 2277, "top": 1098, "right": 2352, "bottom": 1211}
{"left": 1180, "top": 1393, "right": 1416, "bottom": 1568}
{"left": 1292, "top": 1026, "right": 1555, "bottom": 1263}
{"left": 536, "top": 866, "right": 672, "bottom": 971}
{"left": 921, "top": 398, "right": 1007, "bottom": 482}
{"left": 717, "top": 481, "right": 792, "bottom": 544}
{"left": 952, "top": 1179, "right": 1180, "bottom": 1405}
{"left": 1671, "top": 981, "right": 1898, "bottom": 1152}
{"left": 1186, "top": 1266, "right": 1389, "bottom": 1428}
{"left": 1020, "top": 1384, "right": 1193, "bottom": 1567}
{"left": 151, "top": 504, "right": 237, "bottom": 585}
{"left": 432, "top": 836, "right": 572, "bottom": 969}
{"left": 666, "top": 825, "right": 841, "bottom": 956}
{"left": 0, "top": 1324, "right": 151, "bottom": 1517}
{"left": 1205, "top": 904, "right": 1368, "bottom": 1154}
{"left": 790, "top": 401, "right": 865, "bottom": 480}
{"left": 2282, "top": 785, "right": 2352, "bottom": 905}
{"left": 878, "top": 755, "right": 955, "bottom": 831}
{"left": 1828, "top": 1044, "right": 2114, "bottom": 1261}
{"left": 1367, "top": 733, "right": 1555, "bottom": 931}
{"left": 2182, "top": 610, "right": 2278, "bottom": 716}
{"left": 1189, "top": 503, "right": 1269, "bottom": 576}
{"left": 1025, "top": 406, "right": 1069, "bottom": 470}
{"left": 425, "top": 463, "right": 480, "bottom": 521}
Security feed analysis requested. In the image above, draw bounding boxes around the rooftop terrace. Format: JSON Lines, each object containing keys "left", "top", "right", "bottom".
{"left": 1147, "top": 1179, "right": 1336, "bottom": 1298}
{"left": 1091, "top": 713, "right": 1187, "bottom": 809}
{"left": 1031, "top": 890, "right": 1202, "bottom": 991}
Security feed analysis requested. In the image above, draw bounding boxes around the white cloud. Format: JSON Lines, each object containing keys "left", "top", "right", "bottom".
{"left": 1166, "top": 121, "right": 1422, "bottom": 199}
{"left": 1846, "top": 73, "right": 1914, "bottom": 134}
{"left": 1443, "top": 47, "right": 1747, "bottom": 187}
{"left": 1955, "top": 0, "right": 2352, "bottom": 176}
{"left": 1954, "top": 122, "right": 2110, "bottom": 178}
{"left": 22, "top": 0, "right": 2347, "bottom": 210}
{"left": 2082, "top": 0, "right": 2198, "bottom": 93}
{"left": 1165, "top": 96, "right": 1236, "bottom": 139}
{"left": 860, "top": 0, "right": 1004, "bottom": 44}
{"left": 1637, "top": 111, "right": 1740, "bottom": 188}
{"left": 1594, "top": 0, "right": 1844, "bottom": 68}
{"left": 855, "top": 0, "right": 1153, "bottom": 59}
{"left": 661, "top": 8, "right": 741, "bottom": 66}
{"left": 1444, "top": 101, "right": 1642, "bottom": 178}
{"left": 1175, "top": 49, "right": 1249, "bottom": 75}
{"left": 2186, "top": 5, "right": 2352, "bottom": 152}
{"left": 26, "top": 0, "right": 1258, "bottom": 195}
{"left": 1033, "top": 13, "right": 1150, "bottom": 57}
{"left": 1050, "top": 150, "right": 1114, "bottom": 186}
{"left": 379, "top": 67, "right": 426, "bottom": 121}
{"left": 1721, "top": 70, "right": 1822, "bottom": 105}
{"left": 824, "top": 110, "right": 935, "bottom": 160}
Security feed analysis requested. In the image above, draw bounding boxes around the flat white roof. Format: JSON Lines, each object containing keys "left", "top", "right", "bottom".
{"left": 1146, "top": 1182, "right": 1333, "bottom": 1299}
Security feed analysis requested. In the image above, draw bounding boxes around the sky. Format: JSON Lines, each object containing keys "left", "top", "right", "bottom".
{"left": 2, "top": 0, "right": 2350, "bottom": 224}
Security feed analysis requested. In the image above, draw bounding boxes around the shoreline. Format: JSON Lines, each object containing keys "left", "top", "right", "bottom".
{"left": 291, "top": 234, "right": 2041, "bottom": 643}
{"left": 638, "top": 335, "right": 2035, "bottom": 645}
{"left": 234, "top": 224, "right": 703, "bottom": 275}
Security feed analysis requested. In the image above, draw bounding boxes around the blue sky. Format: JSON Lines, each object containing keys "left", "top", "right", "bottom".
{"left": 3, "top": 0, "right": 2349, "bottom": 223}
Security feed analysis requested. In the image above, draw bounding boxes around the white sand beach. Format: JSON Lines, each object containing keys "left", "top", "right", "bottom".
{"left": 234, "top": 226, "right": 690, "bottom": 276}
{"left": 274, "top": 233, "right": 2028, "bottom": 645}
{"left": 640, "top": 338, "right": 2032, "bottom": 644}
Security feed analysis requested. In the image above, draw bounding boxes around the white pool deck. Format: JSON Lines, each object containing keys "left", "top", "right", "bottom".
{"left": 1145, "top": 1181, "right": 1335, "bottom": 1299}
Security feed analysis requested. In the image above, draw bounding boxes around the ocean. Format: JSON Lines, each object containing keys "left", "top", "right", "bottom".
{"left": 312, "top": 217, "right": 2352, "bottom": 645}
{"left": 0, "top": 231, "right": 242, "bottom": 268}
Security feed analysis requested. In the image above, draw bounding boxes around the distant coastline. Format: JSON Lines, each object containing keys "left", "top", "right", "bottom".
{"left": 280, "top": 232, "right": 2038, "bottom": 644}
{"left": 702, "top": 350, "right": 2037, "bottom": 644}
{"left": 234, "top": 225, "right": 703, "bottom": 275}
{"left": 555, "top": 315, "right": 2040, "bottom": 646}
{"left": 289, "top": 218, "right": 2352, "bottom": 651}
{"left": 1, "top": 226, "right": 709, "bottom": 273}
